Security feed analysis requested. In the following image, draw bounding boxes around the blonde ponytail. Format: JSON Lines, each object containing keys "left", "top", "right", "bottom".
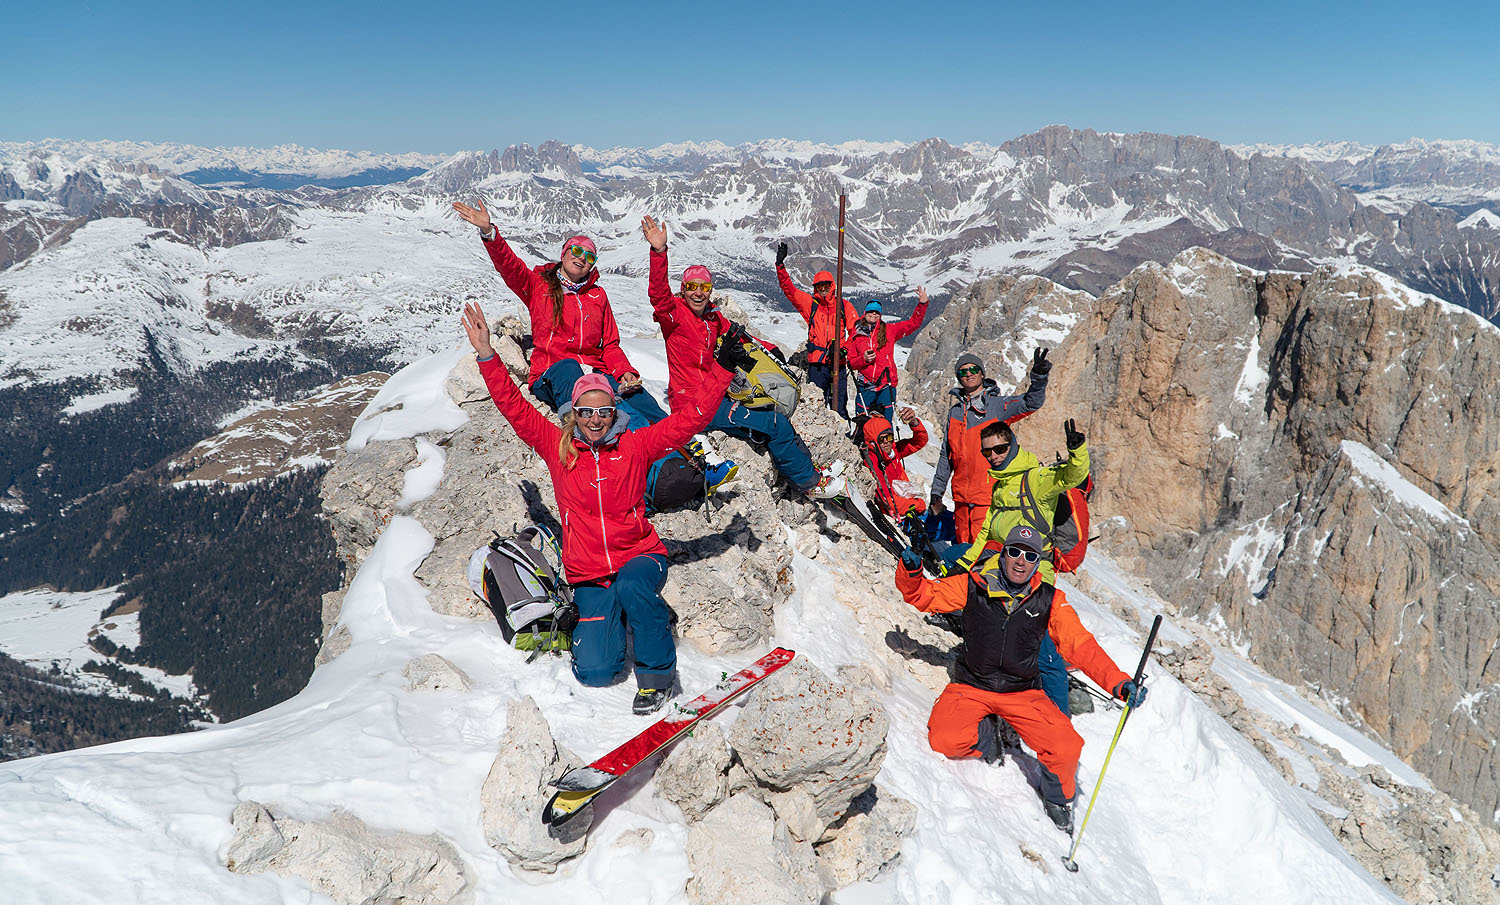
{"left": 558, "top": 412, "right": 578, "bottom": 469}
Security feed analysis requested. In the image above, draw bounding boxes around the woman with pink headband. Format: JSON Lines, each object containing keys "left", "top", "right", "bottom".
{"left": 454, "top": 198, "right": 668, "bottom": 426}
{"left": 461, "top": 300, "right": 734, "bottom": 715}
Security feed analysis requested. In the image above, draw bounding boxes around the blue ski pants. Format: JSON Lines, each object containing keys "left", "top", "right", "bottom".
{"left": 708, "top": 398, "right": 818, "bottom": 490}
{"left": 530, "top": 359, "right": 668, "bottom": 426}
{"left": 806, "top": 362, "right": 849, "bottom": 419}
{"left": 570, "top": 553, "right": 675, "bottom": 690}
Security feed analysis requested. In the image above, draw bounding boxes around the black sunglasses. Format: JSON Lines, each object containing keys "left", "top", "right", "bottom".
{"left": 981, "top": 442, "right": 1011, "bottom": 458}
{"left": 1004, "top": 545, "right": 1040, "bottom": 563}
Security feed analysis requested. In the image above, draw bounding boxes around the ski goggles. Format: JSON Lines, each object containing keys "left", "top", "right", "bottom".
{"left": 573, "top": 405, "right": 616, "bottom": 420}
{"left": 980, "top": 441, "right": 1011, "bottom": 459}
{"left": 682, "top": 280, "right": 713, "bottom": 293}
{"left": 956, "top": 365, "right": 983, "bottom": 377}
{"left": 566, "top": 245, "right": 598, "bottom": 266}
{"left": 1003, "top": 545, "right": 1041, "bottom": 563}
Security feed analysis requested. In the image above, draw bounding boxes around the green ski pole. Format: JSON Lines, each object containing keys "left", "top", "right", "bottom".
{"left": 1062, "top": 613, "right": 1162, "bottom": 873}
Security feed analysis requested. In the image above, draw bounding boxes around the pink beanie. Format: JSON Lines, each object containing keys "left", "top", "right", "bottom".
{"left": 682, "top": 264, "right": 713, "bottom": 285}
{"left": 561, "top": 235, "right": 597, "bottom": 260}
{"left": 569, "top": 373, "right": 615, "bottom": 410}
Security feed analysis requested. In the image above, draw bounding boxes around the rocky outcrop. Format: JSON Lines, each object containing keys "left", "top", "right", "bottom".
{"left": 684, "top": 792, "right": 823, "bottom": 905}
{"left": 173, "top": 372, "right": 387, "bottom": 485}
{"left": 402, "top": 653, "right": 471, "bottom": 693}
{"left": 907, "top": 248, "right": 1500, "bottom": 880}
{"left": 224, "top": 800, "right": 467, "bottom": 905}
{"left": 479, "top": 696, "right": 590, "bottom": 873}
{"left": 728, "top": 656, "right": 889, "bottom": 833}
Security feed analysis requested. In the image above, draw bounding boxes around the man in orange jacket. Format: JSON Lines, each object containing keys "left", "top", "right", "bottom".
{"left": 895, "top": 524, "right": 1147, "bottom": 833}
{"left": 776, "top": 242, "right": 858, "bottom": 418}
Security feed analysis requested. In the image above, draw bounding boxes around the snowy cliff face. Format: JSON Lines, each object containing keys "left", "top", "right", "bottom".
{"left": 1236, "top": 138, "right": 1500, "bottom": 210}
{"left": 907, "top": 248, "right": 1500, "bottom": 828}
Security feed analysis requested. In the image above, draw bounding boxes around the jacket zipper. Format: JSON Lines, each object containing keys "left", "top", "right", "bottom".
{"left": 592, "top": 449, "right": 613, "bottom": 573}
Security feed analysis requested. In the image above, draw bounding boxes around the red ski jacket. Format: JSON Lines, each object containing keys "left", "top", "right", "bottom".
{"left": 482, "top": 232, "right": 636, "bottom": 386}
{"left": 861, "top": 416, "right": 928, "bottom": 516}
{"left": 647, "top": 248, "right": 776, "bottom": 410}
{"left": 847, "top": 299, "right": 928, "bottom": 389}
{"left": 478, "top": 355, "right": 730, "bottom": 583}
{"left": 776, "top": 265, "right": 858, "bottom": 366}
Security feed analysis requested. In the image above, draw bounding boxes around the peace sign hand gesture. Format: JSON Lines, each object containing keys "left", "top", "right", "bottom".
{"left": 453, "top": 198, "right": 492, "bottom": 233}
{"left": 641, "top": 215, "right": 668, "bottom": 253}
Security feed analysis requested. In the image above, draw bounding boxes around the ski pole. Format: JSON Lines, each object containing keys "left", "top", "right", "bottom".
{"left": 1062, "top": 614, "right": 1162, "bottom": 873}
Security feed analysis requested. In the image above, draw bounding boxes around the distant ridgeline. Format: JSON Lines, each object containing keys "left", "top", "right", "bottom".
{"left": 177, "top": 165, "right": 428, "bottom": 190}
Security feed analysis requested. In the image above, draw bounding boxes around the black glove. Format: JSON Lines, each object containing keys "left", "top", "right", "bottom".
{"left": 1064, "top": 418, "right": 1085, "bottom": 450}
{"left": 715, "top": 332, "right": 755, "bottom": 373}
{"left": 899, "top": 548, "right": 923, "bottom": 572}
{"left": 722, "top": 321, "right": 750, "bottom": 347}
{"left": 775, "top": 242, "right": 789, "bottom": 267}
{"left": 555, "top": 601, "right": 580, "bottom": 635}
{"left": 1113, "top": 679, "right": 1147, "bottom": 709}
{"left": 1031, "top": 347, "right": 1052, "bottom": 376}
{"left": 928, "top": 493, "right": 945, "bottom": 513}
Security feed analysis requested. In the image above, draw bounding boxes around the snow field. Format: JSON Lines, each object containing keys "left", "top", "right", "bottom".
{"left": 0, "top": 343, "right": 1407, "bottom": 904}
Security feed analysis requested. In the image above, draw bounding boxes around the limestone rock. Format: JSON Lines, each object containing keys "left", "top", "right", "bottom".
{"left": 905, "top": 248, "right": 1500, "bottom": 824}
{"left": 728, "top": 656, "right": 889, "bottom": 831}
{"left": 684, "top": 792, "right": 823, "bottom": 905}
{"left": 479, "top": 696, "right": 590, "bottom": 872}
{"left": 815, "top": 786, "right": 918, "bottom": 886}
{"left": 224, "top": 800, "right": 467, "bottom": 905}
{"left": 403, "top": 653, "right": 472, "bottom": 692}
{"left": 654, "top": 720, "right": 732, "bottom": 822}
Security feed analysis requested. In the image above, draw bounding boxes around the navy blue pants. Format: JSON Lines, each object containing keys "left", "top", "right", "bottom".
{"left": 708, "top": 398, "right": 818, "bottom": 490}
{"left": 570, "top": 553, "right": 675, "bottom": 689}
{"left": 530, "top": 359, "right": 668, "bottom": 426}
{"left": 806, "top": 362, "right": 848, "bottom": 419}
{"left": 1037, "top": 637, "right": 1070, "bottom": 715}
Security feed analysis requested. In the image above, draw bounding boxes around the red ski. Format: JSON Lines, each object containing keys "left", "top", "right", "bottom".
{"left": 542, "top": 647, "right": 796, "bottom": 826}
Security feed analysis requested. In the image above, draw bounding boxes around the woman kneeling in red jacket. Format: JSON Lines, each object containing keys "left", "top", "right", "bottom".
{"left": 462, "top": 302, "right": 732, "bottom": 714}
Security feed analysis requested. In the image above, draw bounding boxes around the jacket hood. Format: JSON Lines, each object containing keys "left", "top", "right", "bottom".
{"left": 861, "top": 416, "right": 894, "bottom": 446}
{"left": 987, "top": 445, "right": 1034, "bottom": 477}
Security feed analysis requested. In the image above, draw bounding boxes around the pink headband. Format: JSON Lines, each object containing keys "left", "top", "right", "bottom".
{"left": 562, "top": 235, "right": 597, "bottom": 259}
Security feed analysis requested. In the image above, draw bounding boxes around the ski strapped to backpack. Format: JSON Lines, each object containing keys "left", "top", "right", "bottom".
{"left": 543, "top": 647, "right": 796, "bottom": 827}
{"left": 466, "top": 525, "right": 578, "bottom": 660}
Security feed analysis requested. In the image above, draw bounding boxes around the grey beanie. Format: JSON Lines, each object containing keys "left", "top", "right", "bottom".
{"left": 955, "top": 352, "right": 985, "bottom": 376}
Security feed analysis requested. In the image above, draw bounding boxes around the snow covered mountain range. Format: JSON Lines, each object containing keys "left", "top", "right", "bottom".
{"left": 1235, "top": 137, "right": 1500, "bottom": 211}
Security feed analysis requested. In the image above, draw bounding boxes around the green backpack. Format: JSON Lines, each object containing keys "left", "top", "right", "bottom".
{"left": 718, "top": 336, "right": 801, "bottom": 417}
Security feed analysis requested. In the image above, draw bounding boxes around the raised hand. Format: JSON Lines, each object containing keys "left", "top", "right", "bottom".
{"left": 452, "top": 198, "right": 492, "bottom": 233}
{"left": 1032, "top": 347, "right": 1052, "bottom": 376}
{"left": 916, "top": 286, "right": 928, "bottom": 306}
{"left": 775, "top": 242, "right": 789, "bottom": 267}
{"left": 1064, "top": 418, "right": 1085, "bottom": 450}
{"left": 461, "top": 302, "right": 495, "bottom": 358}
{"left": 899, "top": 406, "right": 919, "bottom": 427}
{"left": 640, "top": 215, "right": 667, "bottom": 252}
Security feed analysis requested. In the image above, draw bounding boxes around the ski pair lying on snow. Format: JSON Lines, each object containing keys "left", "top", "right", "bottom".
{"left": 543, "top": 647, "right": 796, "bottom": 827}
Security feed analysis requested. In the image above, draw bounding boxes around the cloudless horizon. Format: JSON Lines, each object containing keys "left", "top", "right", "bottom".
{"left": 6, "top": 0, "right": 1497, "bottom": 154}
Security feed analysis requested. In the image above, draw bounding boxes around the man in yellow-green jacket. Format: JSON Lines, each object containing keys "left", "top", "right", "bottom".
{"left": 951, "top": 418, "right": 1090, "bottom": 581}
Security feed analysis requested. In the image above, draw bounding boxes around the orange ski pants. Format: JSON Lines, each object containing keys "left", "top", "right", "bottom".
{"left": 953, "top": 502, "right": 988, "bottom": 545}
{"left": 927, "top": 683, "right": 1084, "bottom": 800}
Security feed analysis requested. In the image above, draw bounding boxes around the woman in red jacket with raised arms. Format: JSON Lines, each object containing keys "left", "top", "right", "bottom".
{"left": 461, "top": 301, "right": 732, "bottom": 715}
{"left": 846, "top": 289, "right": 928, "bottom": 426}
{"left": 454, "top": 198, "right": 668, "bottom": 427}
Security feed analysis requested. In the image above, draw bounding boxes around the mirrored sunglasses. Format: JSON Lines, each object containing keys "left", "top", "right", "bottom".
{"left": 573, "top": 405, "right": 615, "bottom": 420}
{"left": 682, "top": 280, "right": 713, "bottom": 293}
{"left": 1004, "top": 545, "right": 1040, "bottom": 563}
{"left": 567, "top": 245, "right": 598, "bottom": 266}
{"left": 877, "top": 432, "right": 895, "bottom": 444}
{"left": 957, "top": 365, "right": 983, "bottom": 377}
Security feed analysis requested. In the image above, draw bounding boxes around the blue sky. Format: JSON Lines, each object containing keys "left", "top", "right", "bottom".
{"left": 6, "top": 0, "right": 1496, "bottom": 152}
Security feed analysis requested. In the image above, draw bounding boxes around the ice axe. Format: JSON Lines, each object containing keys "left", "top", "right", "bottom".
{"left": 1062, "top": 613, "right": 1162, "bottom": 873}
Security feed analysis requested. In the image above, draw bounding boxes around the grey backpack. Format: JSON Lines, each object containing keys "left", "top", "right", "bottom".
{"left": 466, "top": 526, "right": 575, "bottom": 655}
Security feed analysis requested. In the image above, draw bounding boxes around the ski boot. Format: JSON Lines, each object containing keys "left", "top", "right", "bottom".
{"left": 686, "top": 436, "right": 738, "bottom": 493}
{"left": 805, "top": 462, "right": 847, "bottom": 500}
{"left": 632, "top": 686, "right": 674, "bottom": 716}
{"left": 1043, "top": 797, "right": 1076, "bottom": 835}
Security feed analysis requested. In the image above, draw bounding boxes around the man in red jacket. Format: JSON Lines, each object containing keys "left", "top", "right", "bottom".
{"left": 860, "top": 407, "right": 928, "bottom": 518}
{"left": 895, "top": 524, "right": 1148, "bottom": 833}
{"left": 776, "top": 242, "right": 858, "bottom": 419}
